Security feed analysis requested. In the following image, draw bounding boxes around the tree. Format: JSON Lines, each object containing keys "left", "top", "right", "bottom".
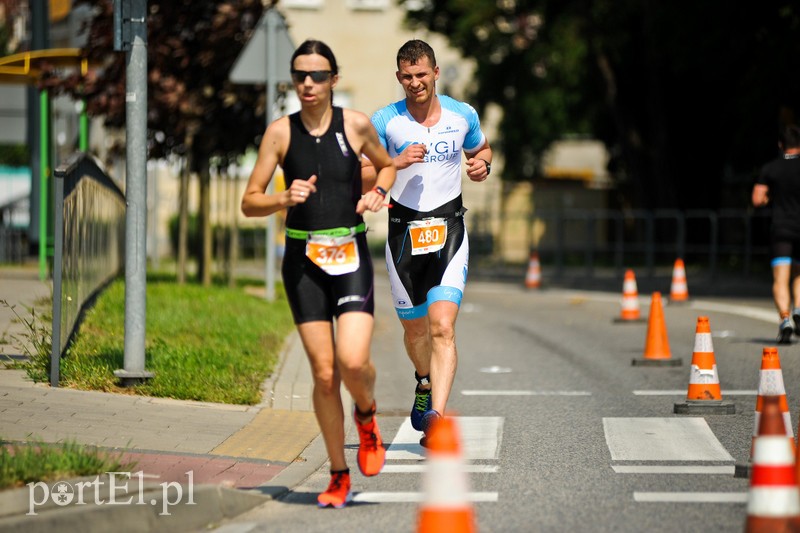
{"left": 47, "top": 0, "right": 270, "bottom": 284}
{"left": 402, "top": 1, "right": 800, "bottom": 211}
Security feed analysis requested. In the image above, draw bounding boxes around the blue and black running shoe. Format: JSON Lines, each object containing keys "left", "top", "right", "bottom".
{"left": 410, "top": 386, "right": 432, "bottom": 431}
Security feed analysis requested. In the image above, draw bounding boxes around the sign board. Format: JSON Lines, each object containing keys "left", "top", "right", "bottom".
{"left": 230, "top": 9, "right": 294, "bottom": 84}
{"left": 0, "top": 85, "right": 27, "bottom": 143}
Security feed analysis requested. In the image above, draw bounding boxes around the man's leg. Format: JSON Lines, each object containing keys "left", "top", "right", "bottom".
{"left": 426, "top": 300, "right": 460, "bottom": 414}
{"left": 773, "top": 262, "right": 794, "bottom": 343}
{"left": 773, "top": 263, "right": 792, "bottom": 318}
{"left": 791, "top": 262, "right": 800, "bottom": 334}
{"left": 401, "top": 316, "right": 432, "bottom": 379}
{"left": 297, "top": 321, "right": 346, "bottom": 471}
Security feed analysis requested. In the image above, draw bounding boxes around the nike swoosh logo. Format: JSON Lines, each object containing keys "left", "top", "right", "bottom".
{"left": 393, "top": 141, "right": 414, "bottom": 153}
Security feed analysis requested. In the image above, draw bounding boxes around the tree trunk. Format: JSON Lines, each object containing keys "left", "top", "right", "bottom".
{"left": 177, "top": 154, "right": 190, "bottom": 285}
{"left": 198, "top": 157, "right": 212, "bottom": 286}
{"left": 228, "top": 168, "right": 239, "bottom": 289}
{"left": 215, "top": 165, "right": 226, "bottom": 281}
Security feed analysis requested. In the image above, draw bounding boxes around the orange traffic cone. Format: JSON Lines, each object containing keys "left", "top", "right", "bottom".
{"left": 745, "top": 395, "right": 800, "bottom": 532}
{"left": 417, "top": 416, "right": 475, "bottom": 533}
{"left": 753, "top": 347, "right": 794, "bottom": 453}
{"left": 669, "top": 258, "right": 689, "bottom": 303}
{"left": 614, "top": 269, "right": 645, "bottom": 323}
{"left": 674, "top": 316, "right": 735, "bottom": 414}
{"left": 632, "top": 292, "right": 682, "bottom": 366}
{"left": 525, "top": 250, "right": 541, "bottom": 289}
{"left": 736, "top": 346, "right": 795, "bottom": 479}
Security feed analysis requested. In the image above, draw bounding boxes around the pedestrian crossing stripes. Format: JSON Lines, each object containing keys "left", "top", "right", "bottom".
{"left": 382, "top": 464, "right": 499, "bottom": 474}
{"left": 612, "top": 465, "right": 735, "bottom": 474}
{"left": 633, "top": 492, "right": 747, "bottom": 503}
{"left": 633, "top": 390, "right": 757, "bottom": 396}
{"left": 352, "top": 492, "right": 499, "bottom": 504}
{"left": 462, "top": 390, "right": 592, "bottom": 396}
{"left": 387, "top": 417, "right": 504, "bottom": 461}
{"left": 355, "top": 415, "right": 746, "bottom": 508}
{"left": 603, "top": 418, "right": 734, "bottom": 462}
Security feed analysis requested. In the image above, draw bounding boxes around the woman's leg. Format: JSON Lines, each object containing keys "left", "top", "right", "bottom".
{"left": 297, "top": 320, "right": 347, "bottom": 471}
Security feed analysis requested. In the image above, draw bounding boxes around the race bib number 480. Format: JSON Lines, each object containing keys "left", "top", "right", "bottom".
{"left": 306, "top": 234, "right": 360, "bottom": 275}
{"left": 408, "top": 218, "right": 447, "bottom": 256}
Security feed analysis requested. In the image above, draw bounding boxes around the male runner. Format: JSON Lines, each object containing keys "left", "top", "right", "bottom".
{"left": 368, "top": 39, "right": 493, "bottom": 445}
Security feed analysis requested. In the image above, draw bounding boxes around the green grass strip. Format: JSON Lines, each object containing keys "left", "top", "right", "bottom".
{"left": 58, "top": 279, "right": 293, "bottom": 405}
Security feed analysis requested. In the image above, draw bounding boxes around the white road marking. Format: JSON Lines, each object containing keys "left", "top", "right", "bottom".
{"left": 688, "top": 300, "right": 776, "bottom": 324}
{"left": 603, "top": 418, "right": 734, "bottom": 462}
{"left": 386, "top": 417, "right": 504, "bottom": 461}
{"left": 479, "top": 366, "right": 513, "bottom": 373}
{"left": 462, "top": 390, "right": 591, "bottom": 396}
{"left": 613, "top": 465, "right": 735, "bottom": 474}
{"left": 633, "top": 390, "right": 757, "bottom": 396}
{"left": 633, "top": 492, "right": 747, "bottom": 503}
{"left": 382, "top": 464, "right": 499, "bottom": 474}
{"left": 353, "top": 492, "right": 499, "bottom": 503}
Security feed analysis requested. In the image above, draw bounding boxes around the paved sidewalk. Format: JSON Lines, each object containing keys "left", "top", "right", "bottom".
{"left": 0, "top": 265, "right": 331, "bottom": 532}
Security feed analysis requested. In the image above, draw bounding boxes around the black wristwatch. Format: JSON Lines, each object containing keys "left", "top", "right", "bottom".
{"left": 479, "top": 158, "right": 491, "bottom": 175}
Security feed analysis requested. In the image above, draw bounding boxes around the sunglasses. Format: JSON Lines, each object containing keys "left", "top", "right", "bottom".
{"left": 291, "top": 70, "right": 333, "bottom": 84}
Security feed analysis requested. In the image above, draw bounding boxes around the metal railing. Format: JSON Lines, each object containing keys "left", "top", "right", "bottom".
{"left": 471, "top": 207, "right": 772, "bottom": 281}
{"left": 51, "top": 152, "right": 125, "bottom": 386}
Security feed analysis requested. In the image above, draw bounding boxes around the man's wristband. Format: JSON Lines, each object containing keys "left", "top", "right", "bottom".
{"left": 478, "top": 158, "right": 491, "bottom": 175}
{"left": 372, "top": 186, "right": 387, "bottom": 197}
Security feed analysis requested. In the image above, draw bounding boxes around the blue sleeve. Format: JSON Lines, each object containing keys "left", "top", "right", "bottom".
{"left": 462, "top": 104, "right": 485, "bottom": 152}
{"left": 370, "top": 108, "right": 390, "bottom": 150}
{"left": 443, "top": 97, "right": 485, "bottom": 152}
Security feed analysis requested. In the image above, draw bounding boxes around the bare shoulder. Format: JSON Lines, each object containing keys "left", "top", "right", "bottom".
{"left": 342, "top": 108, "right": 373, "bottom": 134}
{"left": 260, "top": 115, "right": 291, "bottom": 154}
{"left": 266, "top": 115, "right": 291, "bottom": 139}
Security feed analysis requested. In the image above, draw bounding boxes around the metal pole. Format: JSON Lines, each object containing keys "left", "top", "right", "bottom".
{"left": 115, "top": 0, "right": 153, "bottom": 385}
{"left": 264, "top": 9, "right": 278, "bottom": 301}
{"left": 50, "top": 169, "right": 64, "bottom": 387}
{"left": 79, "top": 99, "right": 88, "bottom": 152}
{"left": 38, "top": 89, "right": 49, "bottom": 280}
{"left": 28, "top": 0, "right": 49, "bottom": 271}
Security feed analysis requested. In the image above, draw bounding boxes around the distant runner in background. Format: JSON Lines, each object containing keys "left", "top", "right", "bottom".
{"left": 752, "top": 124, "right": 800, "bottom": 344}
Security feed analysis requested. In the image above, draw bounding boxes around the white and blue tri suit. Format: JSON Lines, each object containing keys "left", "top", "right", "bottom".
{"left": 371, "top": 95, "right": 487, "bottom": 319}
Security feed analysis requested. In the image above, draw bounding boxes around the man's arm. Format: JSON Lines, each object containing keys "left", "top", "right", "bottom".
{"left": 752, "top": 184, "right": 769, "bottom": 207}
{"left": 465, "top": 140, "right": 493, "bottom": 183}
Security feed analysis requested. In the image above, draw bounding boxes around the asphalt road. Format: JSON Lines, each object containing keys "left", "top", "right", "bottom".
{"left": 207, "top": 274, "right": 790, "bottom": 533}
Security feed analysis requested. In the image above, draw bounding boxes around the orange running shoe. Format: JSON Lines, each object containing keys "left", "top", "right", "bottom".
{"left": 317, "top": 470, "right": 352, "bottom": 509}
{"left": 354, "top": 403, "right": 386, "bottom": 477}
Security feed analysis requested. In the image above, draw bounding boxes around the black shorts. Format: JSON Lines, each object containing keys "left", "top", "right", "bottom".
{"left": 771, "top": 236, "right": 800, "bottom": 265}
{"left": 281, "top": 232, "right": 374, "bottom": 324}
{"left": 385, "top": 197, "right": 468, "bottom": 319}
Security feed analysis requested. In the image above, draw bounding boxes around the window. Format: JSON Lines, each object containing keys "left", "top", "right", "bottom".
{"left": 347, "top": 0, "right": 389, "bottom": 11}
{"left": 282, "top": 0, "right": 324, "bottom": 9}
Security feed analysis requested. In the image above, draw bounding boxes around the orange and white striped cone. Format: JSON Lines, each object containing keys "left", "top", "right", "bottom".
{"left": 614, "top": 269, "right": 645, "bottom": 323}
{"left": 417, "top": 416, "right": 475, "bottom": 533}
{"left": 669, "top": 258, "right": 689, "bottom": 303}
{"left": 674, "top": 316, "right": 735, "bottom": 414}
{"left": 736, "top": 346, "right": 795, "bottom": 478}
{"left": 631, "top": 292, "right": 682, "bottom": 366}
{"left": 745, "top": 394, "right": 800, "bottom": 532}
{"left": 525, "top": 251, "right": 542, "bottom": 290}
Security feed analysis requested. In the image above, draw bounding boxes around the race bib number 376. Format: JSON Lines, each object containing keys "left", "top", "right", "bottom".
{"left": 408, "top": 218, "right": 447, "bottom": 256}
{"left": 306, "top": 234, "right": 360, "bottom": 275}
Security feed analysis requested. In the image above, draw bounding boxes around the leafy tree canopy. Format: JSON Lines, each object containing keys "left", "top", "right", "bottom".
{"left": 403, "top": 0, "right": 800, "bottom": 210}
{"left": 47, "top": 0, "right": 270, "bottom": 166}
